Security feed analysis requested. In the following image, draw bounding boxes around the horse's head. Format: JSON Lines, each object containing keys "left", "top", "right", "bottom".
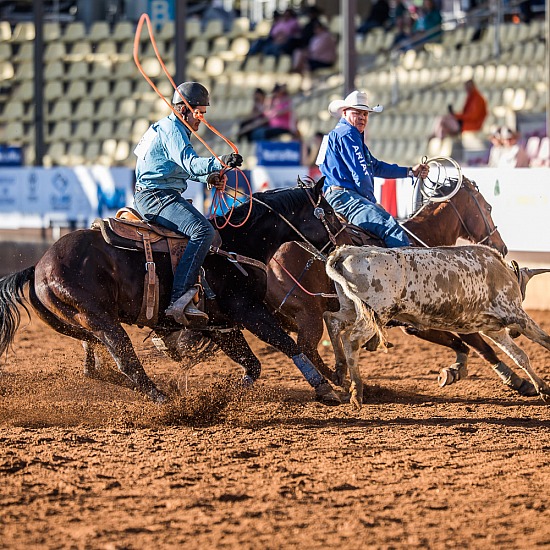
{"left": 295, "top": 176, "right": 346, "bottom": 253}
{"left": 452, "top": 177, "right": 508, "bottom": 256}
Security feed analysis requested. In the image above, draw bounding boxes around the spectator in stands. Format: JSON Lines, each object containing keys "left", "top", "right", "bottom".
{"left": 320, "top": 90, "right": 429, "bottom": 248}
{"left": 357, "top": 0, "right": 391, "bottom": 35}
{"left": 487, "top": 127, "right": 503, "bottom": 167}
{"left": 285, "top": 6, "right": 324, "bottom": 53}
{"left": 391, "top": 0, "right": 409, "bottom": 27}
{"left": 392, "top": 10, "right": 413, "bottom": 51}
{"left": 410, "top": 0, "right": 442, "bottom": 45}
{"left": 251, "top": 83, "right": 299, "bottom": 141}
{"left": 133, "top": 82, "right": 243, "bottom": 325}
{"left": 432, "top": 79, "right": 487, "bottom": 139}
{"left": 291, "top": 20, "right": 337, "bottom": 74}
{"left": 248, "top": 9, "right": 302, "bottom": 58}
{"left": 496, "top": 127, "right": 531, "bottom": 168}
{"left": 200, "top": 0, "right": 236, "bottom": 32}
{"left": 237, "top": 88, "right": 269, "bottom": 142}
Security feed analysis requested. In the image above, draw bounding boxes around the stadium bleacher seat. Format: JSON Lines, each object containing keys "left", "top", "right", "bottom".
{"left": 113, "top": 21, "right": 136, "bottom": 43}
{"left": 88, "top": 21, "right": 110, "bottom": 44}
{"left": 49, "top": 99, "right": 72, "bottom": 121}
{"left": 67, "top": 40, "right": 92, "bottom": 62}
{"left": 65, "top": 141, "right": 85, "bottom": 164}
{"left": 0, "top": 21, "right": 11, "bottom": 42}
{"left": 11, "top": 22, "right": 35, "bottom": 43}
{"left": 62, "top": 22, "right": 86, "bottom": 44}
{"left": 74, "top": 99, "right": 95, "bottom": 120}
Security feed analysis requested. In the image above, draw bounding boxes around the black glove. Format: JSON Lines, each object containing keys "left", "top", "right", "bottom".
{"left": 221, "top": 152, "right": 243, "bottom": 168}
{"left": 206, "top": 171, "right": 225, "bottom": 190}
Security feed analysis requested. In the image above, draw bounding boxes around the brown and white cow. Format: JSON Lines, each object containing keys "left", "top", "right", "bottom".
{"left": 324, "top": 244, "right": 550, "bottom": 409}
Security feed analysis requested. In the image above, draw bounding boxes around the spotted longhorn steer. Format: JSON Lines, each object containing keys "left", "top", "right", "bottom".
{"left": 324, "top": 244, "right": 550, "bottom": 409}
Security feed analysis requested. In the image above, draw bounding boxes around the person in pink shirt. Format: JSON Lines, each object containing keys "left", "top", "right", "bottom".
{"left": 248, "top": 9, "right": 302, "bottom": 58}
{"left": 292, "top": 20, "right": 337, "bottom": 73}
{"left": 251, "top": 83, "right": 299, "bottom": 141}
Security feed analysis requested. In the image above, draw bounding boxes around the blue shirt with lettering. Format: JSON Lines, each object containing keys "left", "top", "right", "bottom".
{"left": 320, "top": 118, "right": 407, "bottom": 203}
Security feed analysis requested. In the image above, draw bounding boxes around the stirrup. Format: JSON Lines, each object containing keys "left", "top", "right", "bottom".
{"left": 165, "top": 288, "right": 201, "bottom": 324}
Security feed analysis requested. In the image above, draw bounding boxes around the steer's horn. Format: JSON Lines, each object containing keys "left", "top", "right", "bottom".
{"left": 518, "top": 267, "right": 550, "bottom": 300}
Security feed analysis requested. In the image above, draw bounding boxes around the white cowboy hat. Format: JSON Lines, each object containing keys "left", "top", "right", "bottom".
{"left": 328, "top": 90, "right": 383, "bottom": 119}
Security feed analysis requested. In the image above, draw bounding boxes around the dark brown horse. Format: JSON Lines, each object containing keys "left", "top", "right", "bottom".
{"left": 266, "top": 176, "right": 538, "bottom": 397}
{"left": 0, "top": 179, "right": 344, "bottom": 404}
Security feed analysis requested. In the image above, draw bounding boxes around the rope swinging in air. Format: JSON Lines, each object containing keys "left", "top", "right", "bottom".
{"left": 133, "top": 13, "right": 253, "bottom": 228}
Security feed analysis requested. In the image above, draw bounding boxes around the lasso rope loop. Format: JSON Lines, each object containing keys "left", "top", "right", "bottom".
{"left": 133, "top": 13, "right": 253, "bottom": 227}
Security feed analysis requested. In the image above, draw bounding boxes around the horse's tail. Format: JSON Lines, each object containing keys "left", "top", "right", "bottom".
{"left": 0, "top": 267, "right": 34, "bottom": 357}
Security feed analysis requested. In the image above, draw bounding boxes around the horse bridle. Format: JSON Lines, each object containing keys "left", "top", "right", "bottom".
{"left": 252, "top": 186, "right": 344, "bottom": 262}
{"left": 448, "top": 181, "right": 499, "bottom": 246}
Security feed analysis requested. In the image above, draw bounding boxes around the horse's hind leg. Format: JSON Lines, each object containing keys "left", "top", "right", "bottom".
{"left": 483, "top": 328, "right": 550, "bottom": 400}
{"left": 460, "top": 333, "right": 537, "bottom": 397}
{"left": 82, "top": 340, "right": 137, "bottom": 390}
{"left": 83, "top": 316, "right": 167, "bottom": 403}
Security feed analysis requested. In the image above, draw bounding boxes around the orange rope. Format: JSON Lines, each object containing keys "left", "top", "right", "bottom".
{"left": 133, "top": 13, "right": 253, "bottom": 227}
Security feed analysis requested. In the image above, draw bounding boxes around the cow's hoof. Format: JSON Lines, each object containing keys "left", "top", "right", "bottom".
{"left": 350, "top": 391, "right": 362, "bottom": 410}
{"left": 362, "top": 334, "right": 380, "bottom": 351}
{"left": 315, "top": 382, "right": 341, "bottom": 406}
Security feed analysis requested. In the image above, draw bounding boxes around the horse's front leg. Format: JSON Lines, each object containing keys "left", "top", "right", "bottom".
{"left": 459, "top": 333, "right": 537, "bottom": 397}
{"left": 295, "top": 309, "right": 336, "bottom": 383}
{"left": 224, "top": 300, "right": 340, "bottom": 406}
{"left": 208, "top": 329, "right": 262, "bottom": 386}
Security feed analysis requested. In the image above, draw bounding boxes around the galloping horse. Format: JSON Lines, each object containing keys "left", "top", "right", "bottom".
{"left": 0, "top": 178, "right": 343, "bottom": 404}
{"left": 266, "top": 176, "right": 538, "bottom": 397}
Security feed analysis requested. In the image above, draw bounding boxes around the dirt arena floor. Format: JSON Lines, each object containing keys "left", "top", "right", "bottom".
{"left": 2, "top": 309, "right": 550, "bottom": 549}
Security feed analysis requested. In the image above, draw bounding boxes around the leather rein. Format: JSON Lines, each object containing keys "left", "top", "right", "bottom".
{"left": 213, "top": 186, "right": 343, "bottom": 276}
{"left": 447, "top": 182, "right": 498, "bottom": 246}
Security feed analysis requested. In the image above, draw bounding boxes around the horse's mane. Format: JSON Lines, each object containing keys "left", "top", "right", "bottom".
{"left": 213, "top": 186, "right": 309, "bottom": 227}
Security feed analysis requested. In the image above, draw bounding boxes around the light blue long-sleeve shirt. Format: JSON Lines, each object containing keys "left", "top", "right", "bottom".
{"left": 135, "top": 113, "right": 222, "bottom": 192}
{"left": 320, "top": 118, "right": 408, "bottom": 203}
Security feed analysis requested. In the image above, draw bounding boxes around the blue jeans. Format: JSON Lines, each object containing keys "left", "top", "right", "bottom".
{"left": 134, "top": 188, "right": 216, "bottom": 303}
{"left": 325, "top": 187, "right": 410, "bottom": 247}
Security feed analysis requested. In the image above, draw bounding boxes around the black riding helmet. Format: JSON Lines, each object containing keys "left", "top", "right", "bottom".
{"left": 172, "top": 82, "right": 210, "bottom": 107}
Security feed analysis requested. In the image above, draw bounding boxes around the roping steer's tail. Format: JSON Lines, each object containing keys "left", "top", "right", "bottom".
{"left": 326, "top": 248, "right": 388, "bottom": 349}
{"left": 0, "top": 267, "right": 34, "bottom": 356}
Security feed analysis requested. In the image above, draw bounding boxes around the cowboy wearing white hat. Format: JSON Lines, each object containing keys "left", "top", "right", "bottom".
{"left": 320, "top": 90, "right": 428, "bottom": 247}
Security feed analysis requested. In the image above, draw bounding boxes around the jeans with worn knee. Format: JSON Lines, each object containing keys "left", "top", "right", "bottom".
{"left": 134, "top": 187, "right": 216, "bottom": 303}
{"left": 325, "top": 187, "right": 410, "bottom": 247}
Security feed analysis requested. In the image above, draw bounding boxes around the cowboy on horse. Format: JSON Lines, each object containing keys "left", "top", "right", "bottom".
{"left": 320, "top": 90, "right": 430, "bottom": 248}
{"left": 133, "top": 81, "right": 243, "bottom": 326}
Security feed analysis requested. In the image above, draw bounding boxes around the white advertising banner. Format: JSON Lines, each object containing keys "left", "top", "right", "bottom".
{"left": 0, "top": 166, "right": 134, "bottom": 229}
{"left": 251, "top": 166, "right": 316, "bottom": 192}
{"left": 461, "top": 168, "right": 550, "bottom": 253}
